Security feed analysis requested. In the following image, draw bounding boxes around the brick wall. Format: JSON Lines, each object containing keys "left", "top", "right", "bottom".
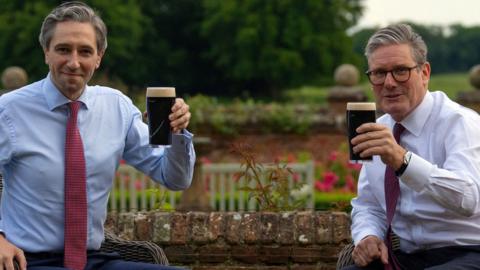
{"left": 105, "top": 211, "right": 352, "bottom": 270}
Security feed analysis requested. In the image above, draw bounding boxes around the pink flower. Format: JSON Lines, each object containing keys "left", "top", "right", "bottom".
{"left": 328, "top": 151, "right": 339, "bottom": 161}
{"left": 343, "top": 174, "right": 356, "bottom": 193}
{"left": 200, "top": 156, "right": 212, "bottom": 164}
{"left": 323, "top": 171, "right": 339, "bottom": 185}
{"left": 314, "top": 171, "right": 340, "bottom": 192}
{"left": 315, "top": 180, "right": 330, "bottom": 192}
{"left": 292, "top": 173, "right": 300, "bottom": 183}
{"left": 134, "top": 179, "right": 143, "bottom": 191}
{"left": 286, "top": 153, "right": 297, "bottom": 163}
{"left": 347, "top": 162, "right": 362, "bottom": 171}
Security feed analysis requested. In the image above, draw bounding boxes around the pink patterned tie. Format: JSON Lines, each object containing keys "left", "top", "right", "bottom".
{"left": 384, "top": 123, "right": 405, "bottom": 270}
{"left": 64, "top": 101, "right": 87, "bottom": 270}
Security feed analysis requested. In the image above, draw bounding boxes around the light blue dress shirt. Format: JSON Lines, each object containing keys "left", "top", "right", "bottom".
{"left": 0, "top": 74, "right": 195, "bottom": 252}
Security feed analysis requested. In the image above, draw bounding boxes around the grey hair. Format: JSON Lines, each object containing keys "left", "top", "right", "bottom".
{"left": 39, "top": 1, "right": 107, "bottom": 53}
{"left": 365, "top": 24, "right": 427, "bottom": 65}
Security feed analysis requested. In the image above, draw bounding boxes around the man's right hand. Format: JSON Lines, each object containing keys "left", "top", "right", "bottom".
{"left": 0, "top": 234, "right": 26, "bottom": 270}
{"left": 351, "top": 235, "right": 389, "bottom": 267}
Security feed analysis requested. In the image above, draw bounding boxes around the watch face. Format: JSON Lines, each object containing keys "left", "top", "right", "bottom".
{"left": 404, "top": 151, "right": 412, "bottom": 164}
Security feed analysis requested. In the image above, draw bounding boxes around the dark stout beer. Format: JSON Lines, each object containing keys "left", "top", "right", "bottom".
{"left": 146, "top": 87, "right": 176, "bottom": 146}
{"left": 346, "top": 102, "right": 376, "bottom": 163}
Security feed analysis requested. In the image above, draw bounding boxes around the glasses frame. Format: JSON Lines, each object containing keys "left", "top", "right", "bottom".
{"left": 365, "top": 65, "right": 420, "bottom": 86}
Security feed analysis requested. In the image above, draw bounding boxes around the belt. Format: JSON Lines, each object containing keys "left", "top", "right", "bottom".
{"left": 25, "top": 250, "right": 103, "bottom": 260}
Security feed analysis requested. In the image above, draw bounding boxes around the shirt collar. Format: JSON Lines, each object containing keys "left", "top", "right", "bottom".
{"left": 42, "top": 73, "right": 91, "bottom": 111}
{"left": 394, "top": 91, "right": 433, "bottom": 137}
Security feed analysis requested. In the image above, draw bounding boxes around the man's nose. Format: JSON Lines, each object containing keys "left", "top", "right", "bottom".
{"left": 66, "top": 52, "right": 80, "bottom": 69}
{"left": 383, "top": 71, "right": 397, "bottom": 87}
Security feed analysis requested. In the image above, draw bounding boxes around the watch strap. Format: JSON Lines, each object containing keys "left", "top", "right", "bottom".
{"left": 395, "top": 151, "right": 411, "bottom": 177}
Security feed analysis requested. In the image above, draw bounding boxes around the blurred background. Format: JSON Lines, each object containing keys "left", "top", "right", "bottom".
{"left": 1, "top": 0, "right": 480, "bottom": 100}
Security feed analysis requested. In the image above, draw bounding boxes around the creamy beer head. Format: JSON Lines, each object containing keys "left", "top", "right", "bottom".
{"left": 346, "top": 102, "right": 376, "bottom": 111}
{"left": 146, "top": 87, "right": 176, "bottom": 98}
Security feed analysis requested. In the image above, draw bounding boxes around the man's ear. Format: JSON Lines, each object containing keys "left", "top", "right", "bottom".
{"left": 43, "top": 48, "right": 49, "bottom": 65}
{"left": 95, "top": 50, "right": 105, "bottom": 69}
{"left": 422, "top": 62, "right": 431, "bottom": 86}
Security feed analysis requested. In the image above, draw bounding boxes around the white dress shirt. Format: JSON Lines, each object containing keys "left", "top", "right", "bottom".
{"left": 351, "top": 91, "right": 480, "bottom": 253}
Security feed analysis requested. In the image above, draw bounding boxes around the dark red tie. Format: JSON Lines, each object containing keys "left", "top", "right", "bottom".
{"left": 64, "top": 101, "right": 87, "bottom": 270}
{"left": 384, "top": 123, "right": 405, "bottom": 270}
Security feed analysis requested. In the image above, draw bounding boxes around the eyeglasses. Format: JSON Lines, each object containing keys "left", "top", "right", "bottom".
{"left": 365, "top": 65, "right": 420, "bottom": 86}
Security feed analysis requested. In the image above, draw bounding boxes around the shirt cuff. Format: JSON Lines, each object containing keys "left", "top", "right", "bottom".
{"left": 170, "top": 129, "right": 193, "bottom": 152}
{"left": 400, "top": 152, "right": 434, "bottom": 192}
{"left": 353, "top": 229, "right": 384, "bottom": 245}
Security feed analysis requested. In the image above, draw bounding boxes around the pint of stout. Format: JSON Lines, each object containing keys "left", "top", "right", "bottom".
{"left": 146, "top": 87, "right": 176, "bottom": 146}
{"left": 346, "top": 102, "right": 376, "bottom": 163}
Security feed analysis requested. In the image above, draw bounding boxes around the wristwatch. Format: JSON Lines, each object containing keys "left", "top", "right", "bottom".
{"left": 395, "top": 151, "right": 412, "bottom": 177}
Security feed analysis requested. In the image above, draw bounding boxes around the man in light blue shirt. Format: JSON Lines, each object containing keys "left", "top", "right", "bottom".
{"left": 0, "top": 2, "right": 194, "bottom": 270}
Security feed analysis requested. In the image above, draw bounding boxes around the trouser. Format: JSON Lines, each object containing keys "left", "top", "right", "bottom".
{"left": 341, "top": 245, "right": 480, "bottom": 270}
{"left": 25, "top": 251, "right": 187, "bottom": 270}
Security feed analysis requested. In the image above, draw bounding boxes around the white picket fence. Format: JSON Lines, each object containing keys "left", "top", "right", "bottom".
{"left": 109, "top": 161, "right": 315, "bottom": 212}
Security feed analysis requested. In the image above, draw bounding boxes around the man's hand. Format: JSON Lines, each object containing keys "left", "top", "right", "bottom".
{"left": 0, "top": 235, "right": 26, "bottom": 270}
{"left": 169, "top": 98, "right": 191, "bottom": 133}
{"left": 352, "top": 235, "right": 388, "bottom": 267}
{"left": 350, "top": 123, "right": 406, "bottom": 170}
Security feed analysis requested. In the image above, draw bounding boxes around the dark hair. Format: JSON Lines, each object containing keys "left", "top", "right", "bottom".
{"left": 365, "top": 23, "right": 427, "bottom": 65}
{"left": 39, "top": 1, "right": 107, "bottom": 53}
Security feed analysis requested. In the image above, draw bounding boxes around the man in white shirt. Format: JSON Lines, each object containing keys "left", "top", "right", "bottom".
{"left": 343, "top": 24, "right": 480, "bottom": 270}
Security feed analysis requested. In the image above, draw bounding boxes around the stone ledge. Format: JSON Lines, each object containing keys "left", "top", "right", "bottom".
{"left": 106, "top": 211, "right": 351, "bottom": 269}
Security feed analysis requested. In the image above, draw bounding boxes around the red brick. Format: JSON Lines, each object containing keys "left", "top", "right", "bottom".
{"left": 260, "top": 246, "right": 292, "bottom": 264}
{"left": 226, "top": 213, "right": 243, "bottom": 244}
{"left": 164, "top": 245, "right": 197, "bottom": 263}
{"left": 296, "top": 211, "right": 315, "bottom": 245}
{"left": 171, "top": 212, "right": 187, "bottom": 244}
{"left": 198, "top": 244, "right": 231, "bottom": 263}
{"left": 290, "top": 265, "right": 335, "bottom": 270}
{"left": 188, "top": 212, "right": 210, "bottom": 244}
{"left": 261, "top": 212, "right": 279, "bottom": 244}
{"left": 278, "top": 212, "right": 295, "bottom": 244}
{"left": 117, "top": 213, "right": 135, "bottom": 240}
{"left": 231, "top": 245, "right": 260, "bottom": 264}
{"left": 331, "top": 212, "right": 351, "bottom": 243}
{"left": 134, "top": 212, "right": 151, "bottom": 240}
{"left": 291, "top": 246, "right": 325, "bottom": 263}
{"left": 209, "top": 212, "right": 226, "bottom": 241}
{"left": 151, "top": 211, "right": 171, "bottom": 243}
{"left": 315, "top": 212, "right": 332, "bottom": 244}
{"left": 105, "top": 213, "right": 118, "bottom": 233}
{"left": 243, "top": 212, "right": 260, "bottom": 243}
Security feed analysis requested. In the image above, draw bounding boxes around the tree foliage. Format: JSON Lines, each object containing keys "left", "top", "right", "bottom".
{"left": 0, "top": 0, "right": 364, "bottom": 98}
{"left": 3, "top": 1, "right": 480, "bottom": 98}
{"left": 350, "top": 22, "right": 480, "bottom": 76}
{"left": 200, "top": 0, "right": 363, "bottom": 97}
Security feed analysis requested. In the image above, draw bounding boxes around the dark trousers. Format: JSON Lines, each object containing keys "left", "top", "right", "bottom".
{"left": 341, "top": 245, "right": 480, "bottom": 270}
{"left": 25, "top": 251, "right": 187, "bottom": 270}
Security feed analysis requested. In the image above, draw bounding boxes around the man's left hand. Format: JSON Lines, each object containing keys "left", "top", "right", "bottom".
{"left": 169, "top": 98, "right": 191, "bottom": 133}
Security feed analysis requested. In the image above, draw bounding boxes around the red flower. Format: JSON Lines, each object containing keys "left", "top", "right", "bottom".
{"left": 347, "top": 162, "right": 362, "bottom": 171}
{"left": 134, "top": 179, "right": 143, "bottom": 191}
{"left": 323, "top": 171, "right": 339, "bottom": 185}
{"left": 200, "top": 156, "right": 212, "bottom": 164}
{"left": 343, "top": 174, "right": 356, "bottom": 193}
{"left": 328, "top": 151, "right": 339, "bottom": 161}
{"left": 314, "top": 171, "right": 339, "bottom": 192}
